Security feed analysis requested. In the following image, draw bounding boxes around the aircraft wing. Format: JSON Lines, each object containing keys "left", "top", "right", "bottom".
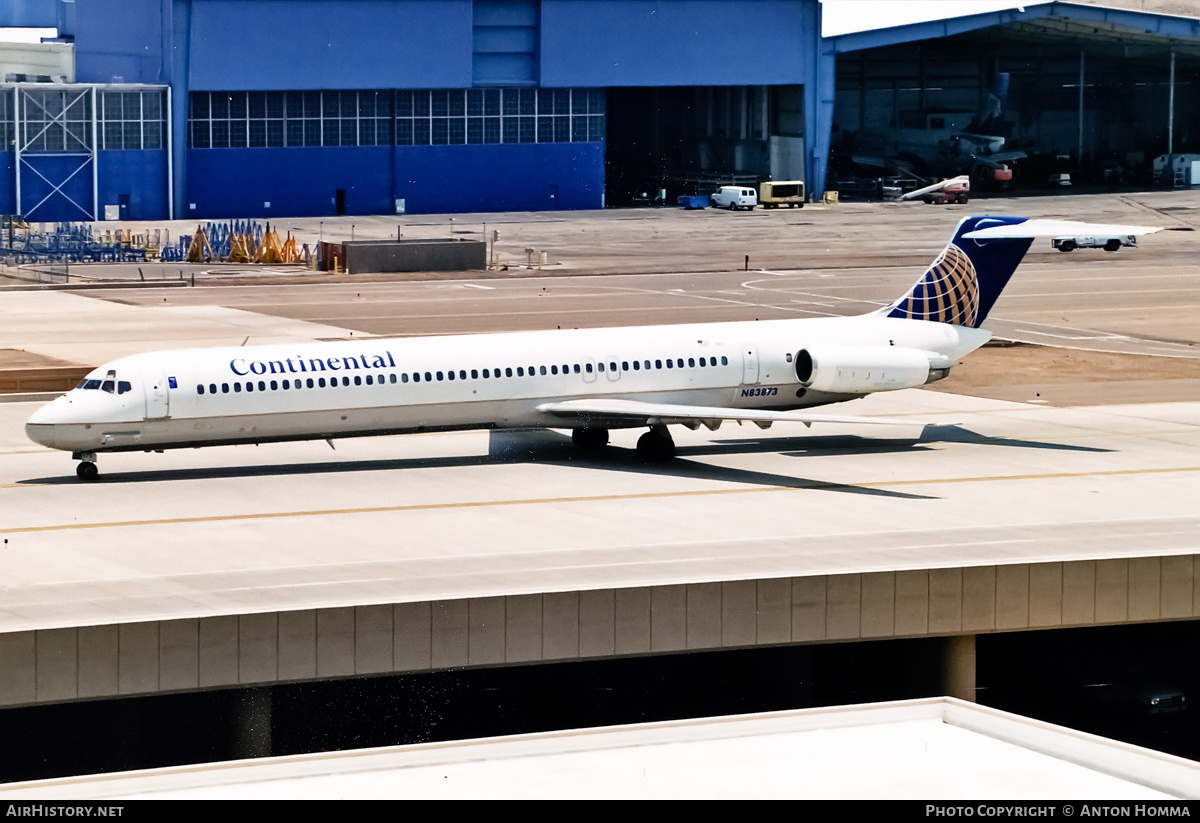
{"left": 963, "top": 219, "right": 1161, "bottom": 239}
{"left": 536, "top": 398, "right": 950, "bottom": 429}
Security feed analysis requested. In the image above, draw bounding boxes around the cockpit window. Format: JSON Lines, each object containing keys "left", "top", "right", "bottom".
{"left": 117, "top": 381, "right": 132, "bottom": 395}
{"left": 100, "top": 380, "right": 115, "bottom": 393}
{"left": 77, "top": 379, "right": 102, "bottom": 390}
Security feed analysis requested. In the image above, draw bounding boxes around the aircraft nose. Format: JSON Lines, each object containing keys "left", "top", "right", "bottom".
{"left": 25, "top": 396, "right": 72, "bottom": 448}
{"left": 27, "top": 396, "right": 66, "bottom": 426}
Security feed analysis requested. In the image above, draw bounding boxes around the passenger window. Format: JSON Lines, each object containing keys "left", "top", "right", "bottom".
{"left": 666, "top": 360, "right": 673, "bottom": 369}
{"left": 234, "top": 383, "right": 242, "bottom": 392}
{"left": 209, "top": 383, "right": 216, "bottom": 394}
{"left": 448, "top": 371, "right": 455, "bottom": 380}
{"left": 318, "top": 378, "right": 326, "bottom": 388}
{"left": 633, "top": 361, "right": 640, "bottom": 370}
{"left": 482, "top": 369, "right": 489, "bottom": 378}
{"left": 505, "top": 368, "right": 513, "bottom": 377}
{"left": 622, "top": 361, "right": 629, "bottom": 371}
{"left": 341, "top": 376, "right": 349, "bottom": 387}
{"left": 425, "top": 372, "right": 432, "bottom": 382}
{"left": 222, "top": 383, "right": 229, "bottom": 393}
{"left": 365, "top": 375, "right": 373, "bottom": 385}
{"left": 688, "top": 358, "right": 695, "bottom": 367}
{"left": 307, "top": 378, "right": 314, "bottom": 388}
{"left": 517, "top": 367, "right": 524, "bottom": 377}
{"left": 390, "top": 374, "right": 397, "bottom": 384}
{"left": 246, "top": 382, "right": 254, "bottom": 392}
{"left": 721, "top": 356, "right": 728, "bottom": 365}
{"left": 597, "top": 363, "right": 604, "bottom": 373}
{"left": 402, "top": 373, "right": 409, "bottom": 383}
{"left": 259, "top": 381, "right": 266, "bottom": 391}
{"left": 573, "top": 364, "right": 580, "bottom": 374}
{"left": 539, "top": 366, "right": 546, "bottom": 375}
{"left": 551, "top": 365, "right": 558, "bottom": 375}
{"left": 197, "top": 385, "right": 205, "bottom": 395}
{"left": 354, "top": 375, "right": 362, "bottom": 386}
{"left": 460, "top": 370, "right": 467, "bottom": 380}
{"left": 655, "top": 360, "right": 662, "bottom": 369}
{"left": 585, "top": 363, "right": 593, "bottom": 373}
{"left": 471, "top": 370, "right": 478, "bottom": 379}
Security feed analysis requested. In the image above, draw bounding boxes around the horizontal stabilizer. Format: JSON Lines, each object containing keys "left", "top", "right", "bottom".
{"left": 537, "top": 398, "right": 954, "bottom": 428}
{"left": 963, "top": 219, "right": 1161, "bottom": 240}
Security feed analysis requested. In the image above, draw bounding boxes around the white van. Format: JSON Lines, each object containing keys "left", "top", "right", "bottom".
{"left": 710, "top": 186, "right": 757, "bottom": 210}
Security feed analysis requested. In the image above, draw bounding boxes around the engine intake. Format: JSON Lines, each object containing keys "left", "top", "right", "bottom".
{"left": 794, "top": 346, "right": 933, "bottom": 393}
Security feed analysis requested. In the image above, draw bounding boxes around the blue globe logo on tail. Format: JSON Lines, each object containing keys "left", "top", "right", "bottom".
{"left": 891, "top": 243, "right": 980, "bottom": 326}
{"left": 885, "top": 215, "right": 1034, "bottom": 329}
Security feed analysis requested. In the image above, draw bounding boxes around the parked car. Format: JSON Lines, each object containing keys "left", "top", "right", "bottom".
{"left": 1052, "top": 234, "right": 1137, "bottom": 252}
{"left": 710, "top": 186, "right": 758, "bottom": 210}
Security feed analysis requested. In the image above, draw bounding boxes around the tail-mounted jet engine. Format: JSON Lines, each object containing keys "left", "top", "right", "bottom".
{"left": 794, "top": 346, "right": 948, "bottom": 394}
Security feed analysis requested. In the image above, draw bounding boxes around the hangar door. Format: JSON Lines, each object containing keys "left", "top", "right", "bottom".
{"left": 15, "top": 86, "right": 96, "bottom": 222}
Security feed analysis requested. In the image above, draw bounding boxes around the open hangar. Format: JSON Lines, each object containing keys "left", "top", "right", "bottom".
{"left": 1, "top": 1, "right": 1200, "bottom": 795}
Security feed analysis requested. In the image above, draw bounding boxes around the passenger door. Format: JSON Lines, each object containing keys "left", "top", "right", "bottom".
{"left": 741, "top": 344, "right": 759, "bottom": 385}
{"left": 141, "top": 362, "right": 170, "bottom": 419}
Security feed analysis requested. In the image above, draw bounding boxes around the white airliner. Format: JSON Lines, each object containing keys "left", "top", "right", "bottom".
{"left": 27, "top": 216, "right": 1159, "bottom": 481}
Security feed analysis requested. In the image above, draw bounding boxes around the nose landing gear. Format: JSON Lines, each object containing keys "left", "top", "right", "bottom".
{"left": 73, "top": 452, "right": 99, "bottom": 482}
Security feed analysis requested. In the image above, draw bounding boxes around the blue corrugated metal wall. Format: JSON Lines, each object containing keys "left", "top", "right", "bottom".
{"left": 186, "top": 1, "right": 474, "bottom": 90}
{"left": 184, "top": 142, "right": 603, "bottom": 217}
{"left": 74, "top": 2, "right": 163, "bottom": 83}
{"left": 98, "top": 151, "right": 169, "bottom": 220}
{"left": 0, "top": 0, "right": 58, "bottom": 28}
{"left": 541, "top": 0, "right": 810, "bottom": 87}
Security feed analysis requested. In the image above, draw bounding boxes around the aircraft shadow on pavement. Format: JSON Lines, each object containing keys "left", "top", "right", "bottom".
{"left": 493, "top": 430, "right": 938, "bottom": 499}
{"left": 23, "top": 426, "right": 1099, "bottom": 491}
{"left": 917, "top": 425, "right": 1112, "bottom": 453}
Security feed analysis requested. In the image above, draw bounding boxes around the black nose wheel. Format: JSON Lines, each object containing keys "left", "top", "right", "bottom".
{"left": 636, "top": 425, "right": 676, "bottom": 462}
{"left": 76, "top": 461, "right": 99, "bottom": 481}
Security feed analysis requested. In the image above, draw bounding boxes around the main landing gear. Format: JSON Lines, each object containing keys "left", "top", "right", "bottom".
{"left": 570, "top": 425, "right": 677, "bottom": 462}
{"left": 73, "top": 452, "right": 99, "bottom": 482}
{"left": 636, "top": 425, "right": 676, "bottom": 462}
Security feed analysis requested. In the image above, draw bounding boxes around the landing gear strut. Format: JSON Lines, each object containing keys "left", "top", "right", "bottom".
{"left": 74, "top": 452, "right": 99, "bottom": 482}
{"left": 572, "top": 427, "right": 609, "bottom": 451}
{"left": 636, "top": 425, "right": 676, "bottom": 462}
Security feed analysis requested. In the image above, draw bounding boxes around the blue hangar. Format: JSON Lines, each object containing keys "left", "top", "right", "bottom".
{"left": 0, "top": 0, "right": 824, "bottom": 220}
{"left": 2, "top": 1, "right": 1200, "bottom": 221}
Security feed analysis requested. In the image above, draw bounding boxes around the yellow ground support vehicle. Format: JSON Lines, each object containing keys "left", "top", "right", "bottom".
{"left": 758, "top": 180, "right": 805, "bottom": 208}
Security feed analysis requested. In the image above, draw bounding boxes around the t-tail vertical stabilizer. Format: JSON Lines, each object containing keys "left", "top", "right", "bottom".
{"left": 885, "top": 215, "right": 1163, "bottom": 329}
{"left": 885, "top": 215, "right": 1032, "bottom": 329}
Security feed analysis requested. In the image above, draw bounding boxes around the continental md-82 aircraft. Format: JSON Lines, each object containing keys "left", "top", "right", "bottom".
{"left": 27, "top": 216, "right": 1158, "bottom": 481}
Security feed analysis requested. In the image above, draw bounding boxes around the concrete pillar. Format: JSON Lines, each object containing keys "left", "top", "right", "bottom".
{"left": 941, "top": 634, "right": 976, "bottom": 702}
